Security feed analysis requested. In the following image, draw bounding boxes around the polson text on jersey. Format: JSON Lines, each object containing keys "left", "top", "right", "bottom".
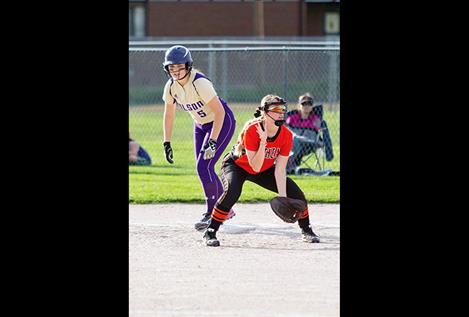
{"left": 177, "top": 101, "right": 204, "bottom": 111}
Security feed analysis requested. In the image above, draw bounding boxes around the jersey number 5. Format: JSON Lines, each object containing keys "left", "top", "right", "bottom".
{"left": 197, "top": 110, "right": 207, "bottom": 117}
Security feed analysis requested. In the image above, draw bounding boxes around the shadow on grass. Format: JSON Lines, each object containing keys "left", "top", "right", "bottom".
{"left": 129, "top": 165, "right": 193, "bottom": 176}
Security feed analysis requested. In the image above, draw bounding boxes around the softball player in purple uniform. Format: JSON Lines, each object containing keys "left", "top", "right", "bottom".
{"left": 161, "top": 45, "right": 236, "bottom": 230}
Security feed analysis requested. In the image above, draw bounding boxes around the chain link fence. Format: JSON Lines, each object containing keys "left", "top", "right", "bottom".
{"left": 129, "top": 46, "right": 340, "bottom": 173}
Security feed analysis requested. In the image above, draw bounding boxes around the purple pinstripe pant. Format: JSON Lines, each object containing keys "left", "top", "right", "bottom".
{"left": 194, "top": 100, "right": 236, "bottom": 214}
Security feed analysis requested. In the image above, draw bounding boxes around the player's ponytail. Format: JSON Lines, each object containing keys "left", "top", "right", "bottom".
{"left": 233, "top": 114, "right": 264, "bottom": 158}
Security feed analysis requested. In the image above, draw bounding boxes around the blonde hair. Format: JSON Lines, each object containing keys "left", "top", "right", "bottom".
{"left": 233, "top": 117, "right": 265, "bottom": 157}
{"left": 232, "top": 94, "right": 283, "bottom": 157}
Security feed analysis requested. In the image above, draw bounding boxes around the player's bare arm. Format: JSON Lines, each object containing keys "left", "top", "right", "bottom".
{"left": 204, "top": 96, "right": 225, "bottom": 141}
{"left": 163, "top": 102, "right": 176, "bottom": 142}
{"left": 274, "top": 155, "right": 289, "bottom": 197}
{"left": 129, "top": 141, "right": 140, "bottom": 163}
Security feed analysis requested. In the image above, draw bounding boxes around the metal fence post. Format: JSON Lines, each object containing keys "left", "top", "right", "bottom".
{"left": 221, "top": 44, "right": 228, "bottom": 100}
{"left": 208, "top": 43, "right": 215, "bottom": 82}
{"left": 328, "top": 50, "right": 338, "bottom": 108}
{"left": 283, "top": 47, "right": 289, "bottom": 101}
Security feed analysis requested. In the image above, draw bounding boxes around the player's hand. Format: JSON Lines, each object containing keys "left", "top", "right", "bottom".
{"left": 129, "top": 154, "right": 138, "bottom": 163}
{"left": 163, "top": 141, "right": 174, "bottom": 164}
{"left": 201, "top": 139, "right": 217, "bottom": 160}
{"left": 256, "top": 123, "right": 267, "bottom": 144}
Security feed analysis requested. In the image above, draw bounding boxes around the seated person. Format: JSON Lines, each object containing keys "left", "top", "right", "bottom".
{"left": 129, "top": 133, "right": 152, "bottom": 166}
{"left": 284, "top": 93, "right": 322, "bottom": 174}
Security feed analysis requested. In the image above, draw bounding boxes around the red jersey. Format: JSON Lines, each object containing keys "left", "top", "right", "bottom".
{"left": 234, "top": 123, "right": 293, "bottom": 174}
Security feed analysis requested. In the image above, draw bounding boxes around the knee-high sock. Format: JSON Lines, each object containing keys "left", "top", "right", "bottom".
{"left": 209, "top": 205, "right": 231, "bottom": 231}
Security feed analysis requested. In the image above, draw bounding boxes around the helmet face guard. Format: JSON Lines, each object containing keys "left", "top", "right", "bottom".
{"left": 162, "top": 45, "right": 193, "bottom": 76}
{"left": 263, "top": 98, "right": 288, "bottom": 126}
{"left": 263, "top": 98, "right": 287, "bottom": 113}
{"left": 266, "top": 104, "right": 288, "bottom": 114}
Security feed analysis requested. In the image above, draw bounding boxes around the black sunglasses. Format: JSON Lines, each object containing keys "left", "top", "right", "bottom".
{"left": 301, "top": 101, "right": 313, "bottom": 106}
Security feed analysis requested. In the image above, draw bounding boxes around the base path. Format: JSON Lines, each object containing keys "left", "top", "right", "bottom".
{"left": 129, "top": 203, "right": 340, "bottom": 317}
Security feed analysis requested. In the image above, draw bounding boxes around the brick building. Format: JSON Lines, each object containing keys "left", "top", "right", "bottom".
{"left": 129, "top": 0, "right": 340, "bottom": 38}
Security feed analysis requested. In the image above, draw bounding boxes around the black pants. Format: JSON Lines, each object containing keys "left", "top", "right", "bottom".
{"left": 209, "top": 155, "right": 311, "bottom": 230}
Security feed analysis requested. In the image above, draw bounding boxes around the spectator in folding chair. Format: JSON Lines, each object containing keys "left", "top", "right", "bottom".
{"left": 284, "top": 93, "right": 323, "bottom": 175}
{"left": 129, "top": 133, "right": 152, "bottom": 166}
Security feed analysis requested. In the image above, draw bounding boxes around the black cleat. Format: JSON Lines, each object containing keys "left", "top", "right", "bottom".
{"left": 194, "top": 212, "right": 211, "bottom": 232}
{"left": 301, "top": 226, "right": 320, "bottom": 243}
{"left": 194, "top": 209, "right": 236, "bottom": 232}
{"left": 203, "top": 228, "right": 220, "bottom": 247}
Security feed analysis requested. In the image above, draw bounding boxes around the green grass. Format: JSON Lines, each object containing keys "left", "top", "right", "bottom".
{"left": 129, "top": 79, "right": 337, "bottom": 105}
{"left": 129, "top": 103, "right": 340, "bottom": 204}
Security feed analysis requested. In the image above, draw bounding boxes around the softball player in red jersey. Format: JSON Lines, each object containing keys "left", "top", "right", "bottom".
{"left": 202, "top": 94, "right": 320, "bottom": 247}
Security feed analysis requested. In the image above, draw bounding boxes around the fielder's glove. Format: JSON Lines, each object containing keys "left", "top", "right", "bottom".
{"left": 269, "top": 196, "right": 307, "bottom": 223}
{"left": 163, "top": 141, "right": 174, "bottom": 164}
{"left": 201, "top": 139, "right": 217, "bottom": 160}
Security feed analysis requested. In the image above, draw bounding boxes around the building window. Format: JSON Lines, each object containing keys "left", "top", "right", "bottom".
{"left": 129, "top": 5, "right": 146, "bottom": 38}
{"left": 324, "top": 12, "right": 340, "bottom": 35}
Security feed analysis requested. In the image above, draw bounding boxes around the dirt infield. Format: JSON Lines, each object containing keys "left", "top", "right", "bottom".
{"left": 129, "top": 203, "right": 340, "bottom": 317}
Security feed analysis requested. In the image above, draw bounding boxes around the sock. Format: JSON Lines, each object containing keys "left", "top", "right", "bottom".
{"left": 298, "top": 207, "right": 311, "bottom": 230}
{"left": 202, "top": 180, "right": 221, "bottom": 214}
{"left": 208, "top": 219, "right": 222, "bottom": 231}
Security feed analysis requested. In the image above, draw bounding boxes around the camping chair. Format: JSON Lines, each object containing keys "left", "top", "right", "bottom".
{"left": 288, "top": 104, "right": 334, "bottom": 176}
